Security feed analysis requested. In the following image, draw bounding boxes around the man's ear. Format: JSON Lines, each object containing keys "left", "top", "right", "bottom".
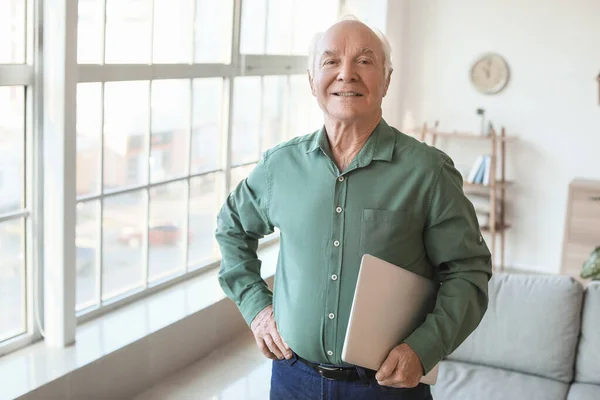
{"left": 308, "top": 71, "right": 317, "bottom": 97}
{"left": 383, "top": 69, "right": 393, "bottom": 97}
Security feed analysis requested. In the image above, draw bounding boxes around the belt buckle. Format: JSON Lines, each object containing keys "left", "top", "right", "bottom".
{"left": 317, "top": 365, "right": 346, "bottom": 381}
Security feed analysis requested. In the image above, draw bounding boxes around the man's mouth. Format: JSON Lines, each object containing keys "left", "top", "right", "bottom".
{"left": 332, "top": 92, "right": 363, "bottom": 97}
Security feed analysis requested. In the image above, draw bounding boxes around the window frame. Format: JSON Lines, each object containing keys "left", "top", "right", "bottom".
{"left": 0, "top": 0, "right": 44, "bottom": 357}
{"left": 1, "top": 0, "right": 338, "bottom": 356}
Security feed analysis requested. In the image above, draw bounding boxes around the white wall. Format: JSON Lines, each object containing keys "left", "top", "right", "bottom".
{"left": 383, "top": 0, "right": 600, "bottom": 273}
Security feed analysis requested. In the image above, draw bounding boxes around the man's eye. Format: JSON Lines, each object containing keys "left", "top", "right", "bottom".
{"left": 358, "top": 59, "right": 372, "bottom": 65}
{"left": 324, "top": 60, "right": 337, "bottom": 66}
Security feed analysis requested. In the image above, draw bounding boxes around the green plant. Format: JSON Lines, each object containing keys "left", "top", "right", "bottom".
{"left": 581, "top": 246, "right": 600, "bottom": 280}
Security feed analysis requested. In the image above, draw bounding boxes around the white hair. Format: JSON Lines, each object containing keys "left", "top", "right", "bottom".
{"left": 307, "top": 14, "right": 393, "bottom": 80}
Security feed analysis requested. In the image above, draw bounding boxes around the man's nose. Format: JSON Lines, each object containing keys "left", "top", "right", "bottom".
{"left": 336, "top": 61, "right": 358, "bottom": 82}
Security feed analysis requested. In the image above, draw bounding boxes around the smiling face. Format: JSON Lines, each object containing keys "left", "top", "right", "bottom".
{"left": 309, "top": 21, "right": 391, "bottom": 124}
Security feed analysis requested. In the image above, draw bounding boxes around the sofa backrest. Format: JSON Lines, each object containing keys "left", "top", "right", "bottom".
{"left": 574, "top": 282, "right": 600, "bottom": 384}
{"left": 446, "top": 273, "right": 583, "bottom": 383}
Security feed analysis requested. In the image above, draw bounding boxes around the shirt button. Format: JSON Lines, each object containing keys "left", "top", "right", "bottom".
{"left": 328, "top": 313, "right": 335, "bottom": 320}
{"left": 338, "top": 176, "right": 344, "bottom": 182}
{"left": 336, "top": 207, "right": 343, "bottom": 213}
{"left": 331, "top": 274, "right": 338, "bottom": 281}
{"left": 327, "top": 350, "right": 334, "bottom": 356}
{"left": 333, "top": 240, "right": 340, "bottom": 247}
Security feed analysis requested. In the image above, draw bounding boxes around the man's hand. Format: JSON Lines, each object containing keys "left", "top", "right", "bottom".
{"left": 375, "top": 343, "right": 424, "bottom": 388}
{"left": 250, "top": 305, "right": 293, "bottom": 360}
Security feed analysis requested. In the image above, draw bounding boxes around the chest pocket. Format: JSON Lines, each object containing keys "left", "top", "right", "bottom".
{"left": 360, "top": 209, "right": 415, "bottom": 267}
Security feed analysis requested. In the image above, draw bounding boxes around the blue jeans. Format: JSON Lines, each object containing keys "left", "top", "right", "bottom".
{"left": 270, "top": 353, "right": 433, "bottom": 400}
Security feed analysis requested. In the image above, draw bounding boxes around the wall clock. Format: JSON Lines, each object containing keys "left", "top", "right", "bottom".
{"left": 470, "top": 53, "right": 510, "bottom": 94}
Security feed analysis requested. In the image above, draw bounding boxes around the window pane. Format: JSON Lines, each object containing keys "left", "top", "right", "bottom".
{"left": 102, "top": 191, "right": 146, "bottom": 300}
{"left": 104, "top": 81, "right": 149, "bottom": 191}
{"left": 105, "top": 0, "right": 152, "bottom": 64}
{"left": 153, "top": 0, "right": 194, "bottom": 63}
{"left": 191, "top": 78, "right": 222, "bottom": 174}
{"left": 0, "top": 218, "right": 26, "bottom": 342}
{"left": 240, "top": 0, "right": 267, "bottom": 54}
{"left": 194, "top": 0, "right": 233, "bottom": 63}
{"left": 265, "top": 0, "right": 293, "bottom": 55}
{"left": 240, "top": 0, "right": 338, "bottom": 56}
{"left": 148, "top": 181, "right": 186, "bottom": 282}
{"left": 0, "top": 0, "right": 26, "bottom": 63}
{"left": 261, "top": 76, "right": 288, "bottom": 153}
{"left": 76, "top": 201, "right": 100, "bottom": 311}
{"left": 188, "top": 173, "right": 220, "bottom": 266}
{"left": 77, "top": 83, "right": 102, "bottom": 197}
{"left": 229, "top": 163, "right": 256, "bottom": 193}
{"left": 231, "top": 77, "right": 261, "bottom": 166}
{"left": 289, "top": 75, "right": 322, "bottom": 139}
{"left": 150, "top": 80, "right": 190, "bottom": 183}
{"left": 0, "top": 86, "right": 24, "bottom": 214}
{"left": 78, "top": 0, "right": 104, "bottom": 64}
{"left": 291, "top": 0, "right": 338, "bottom": 55}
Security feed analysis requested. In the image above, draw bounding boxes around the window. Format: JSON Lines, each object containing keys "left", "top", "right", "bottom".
{"left": 1, "top": 0, "right": 339, "bottom": 355}
{"left": 0, "top": 0, "right": 34, "bottom": 355}
{"left": 240, "top": 0, "right": 338, "bottom": 55}
{"left": 0, "top": 0, "right": 26, "bottom": 63}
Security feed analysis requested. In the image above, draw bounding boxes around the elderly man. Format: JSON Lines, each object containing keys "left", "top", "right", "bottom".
{"left": 216, "top": 18, "right": 492, "bottom": 400}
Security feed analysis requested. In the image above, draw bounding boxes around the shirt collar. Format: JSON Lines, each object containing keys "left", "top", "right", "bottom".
{"left": 306, "top": 125, "right": 328, "bottom": 154}
{"left": 306, "top": 118, "right": 396, "bottom": 164}
{"left": 370, "top": 118, "right": 396, "bottom": 162}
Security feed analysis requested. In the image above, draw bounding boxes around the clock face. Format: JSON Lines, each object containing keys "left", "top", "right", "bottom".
{"left": 470, "top": 53, "right": 510, "bottom": 94}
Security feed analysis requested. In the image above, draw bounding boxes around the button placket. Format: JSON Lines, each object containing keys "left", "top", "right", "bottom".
{"left": 324, "top": 173, "right": 348, "bottom": 362}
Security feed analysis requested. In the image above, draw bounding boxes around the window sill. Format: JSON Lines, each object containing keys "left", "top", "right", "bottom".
{"left": 0, "top": 239, "right": 279, "bottom": 400}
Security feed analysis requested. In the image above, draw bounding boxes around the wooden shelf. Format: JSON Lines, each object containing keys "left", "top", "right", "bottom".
{"left": 481, "top": 224, "right": 511, "bottom": 233}
{"left": 417, "top": 122, "right": 512, "bottom": 271}
{"left": 464, "top": 181, "right": 514, "bottom": 190}
{"left": 429, "top": 131, "right": 517, "bottom": 142}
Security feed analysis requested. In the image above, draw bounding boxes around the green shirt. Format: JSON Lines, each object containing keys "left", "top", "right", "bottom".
{"left": 215, "top": 118, "right": 492, "bottom": 374}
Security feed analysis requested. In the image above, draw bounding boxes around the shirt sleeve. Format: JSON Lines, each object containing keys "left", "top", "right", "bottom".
{"left": 403, "top": 158, "right": 493, "bottom": 375}
{"left": 215, "top": 155, "right": 275, "bottom": 327}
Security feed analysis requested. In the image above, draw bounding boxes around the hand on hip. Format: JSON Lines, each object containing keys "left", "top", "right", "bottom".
{"left": 250, "top": 305, "right": 293, "bottom": 360}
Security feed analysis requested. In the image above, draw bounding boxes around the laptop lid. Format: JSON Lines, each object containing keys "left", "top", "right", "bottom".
{"left": 341, "top": 254, "right": 440, "bottom": 384}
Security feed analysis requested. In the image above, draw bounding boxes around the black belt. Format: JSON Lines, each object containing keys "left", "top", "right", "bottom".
{"left": 297, "top": 356, "right": 376, "bottom": 381}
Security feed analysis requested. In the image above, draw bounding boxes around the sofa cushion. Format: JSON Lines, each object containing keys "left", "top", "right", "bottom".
{"left": 447, "top": 273, "right": 583, "bottom": 382}
{"left": 575, "top": 282, "right": 600, "bottom": 384}
{"left": 431, "top": 360, "right": 569, "bottom": 400}
{"left": 567, "top": 383, "right": 600, "bottom": 400}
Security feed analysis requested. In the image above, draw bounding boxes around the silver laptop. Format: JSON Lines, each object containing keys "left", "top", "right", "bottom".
{"left": 341, "top": 254, "right": 441, "bottom": 385}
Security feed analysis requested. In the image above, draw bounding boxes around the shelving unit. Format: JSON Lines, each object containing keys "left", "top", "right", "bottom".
{"left": 416, "top": 122, "right": 515, "bottom": 271}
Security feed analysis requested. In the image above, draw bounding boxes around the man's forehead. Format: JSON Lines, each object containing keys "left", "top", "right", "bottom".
{"left": 320, "top": 47, "right": 375, "bottom": 56}
{"left": 317, "top": 25, "right": 383, "bottom": 59}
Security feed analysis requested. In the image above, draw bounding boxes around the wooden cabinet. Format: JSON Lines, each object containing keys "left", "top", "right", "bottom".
{"left": 561, "top": 179, "right": 600, "bottom": 282}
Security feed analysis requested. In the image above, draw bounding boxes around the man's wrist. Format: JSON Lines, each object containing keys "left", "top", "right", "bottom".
{"left": 242, "top": 288, "right": 273, "bottom": 327}
{"left": 250, "top": 304, "right": 272, "bottom": 329}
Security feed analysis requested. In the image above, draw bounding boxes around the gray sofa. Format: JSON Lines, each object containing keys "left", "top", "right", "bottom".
{"left": 431, "top": 273, "right": 600, "bottom": 400}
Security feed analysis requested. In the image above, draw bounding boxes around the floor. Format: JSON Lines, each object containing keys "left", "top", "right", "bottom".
{"left": 134, "top": 331, "right": 272, "bottom": 400}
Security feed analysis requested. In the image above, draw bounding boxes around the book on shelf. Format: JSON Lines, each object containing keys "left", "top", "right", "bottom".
{"left": 466, "top": 155, "right": 491, "bottom": 185}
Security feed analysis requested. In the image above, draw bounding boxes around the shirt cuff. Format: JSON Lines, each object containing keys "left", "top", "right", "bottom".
{"left": 403, "top": 327, "right": 446, "bottom": 375}
{"left": 239, "top": 285, "right": 273, "bottom": 326}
